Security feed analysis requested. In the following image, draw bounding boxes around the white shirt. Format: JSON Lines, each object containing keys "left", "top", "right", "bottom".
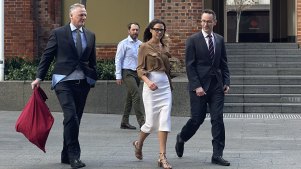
{"left": 115, "top": 35, "right": 142, "bottom": 80}
{"left": 202, "top": 30, "right": 215, "bottom": 51}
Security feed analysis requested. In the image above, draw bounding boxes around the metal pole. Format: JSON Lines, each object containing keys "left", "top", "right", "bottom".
{"left": 149, "top": 0, "right": 154, "bottom": 22}
{"left": 0, "top": 0, "right": 4, "bottom": 81}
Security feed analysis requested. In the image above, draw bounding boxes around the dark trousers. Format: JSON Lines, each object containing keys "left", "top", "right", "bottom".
{"left": 121, "top": 69, "right": 145, "bottom": 126}
{"left": 180, "top": 77, "right": 225, "bottom": 156}
{"left": 54, "top": 80, "right": 90, "bottom": 160}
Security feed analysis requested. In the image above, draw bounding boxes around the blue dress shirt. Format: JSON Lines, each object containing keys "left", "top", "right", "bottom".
{"left": 115, "top": 35, "right": 142, "bottom": 80}
{"left": 51, "top": 23, "right": 95, "bottom": 88}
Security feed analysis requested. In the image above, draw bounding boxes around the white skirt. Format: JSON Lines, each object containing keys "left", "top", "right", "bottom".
{"left": 141, "top": 71, "right": 172, "bottom": 133}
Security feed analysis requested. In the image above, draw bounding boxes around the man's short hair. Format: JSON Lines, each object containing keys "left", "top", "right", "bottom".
{"left": 128, "top": 22, "right": 140, "bottom": 30}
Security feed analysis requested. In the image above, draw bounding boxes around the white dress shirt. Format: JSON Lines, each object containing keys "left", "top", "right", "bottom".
{"left": 202, "top": 29, "right": 215, "bottom": 51}
{"left": 115, "top": 35, "right": 142, "bottom": 80}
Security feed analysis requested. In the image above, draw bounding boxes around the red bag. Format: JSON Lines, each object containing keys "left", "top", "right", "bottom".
{"left": 15, "top": 87, "right": 54, "bottom": 153}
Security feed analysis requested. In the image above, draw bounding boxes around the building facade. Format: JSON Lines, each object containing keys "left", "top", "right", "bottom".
{"left": 4, "top": 0, "right": 301, "bottom": 61}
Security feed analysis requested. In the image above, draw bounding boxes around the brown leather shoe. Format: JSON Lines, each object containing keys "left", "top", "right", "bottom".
{"left": 120, "top": 123, "right": 136, "bottom": 130}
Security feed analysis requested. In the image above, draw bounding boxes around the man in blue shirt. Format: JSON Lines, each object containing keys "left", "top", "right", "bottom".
{"left": 115, "top": 23, "right": 145, "bottom": 130}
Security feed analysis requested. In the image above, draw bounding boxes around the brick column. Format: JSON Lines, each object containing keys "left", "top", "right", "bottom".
{"left": 35, "top": 0, "right": 62, "bottom": 58}
{"left": 154, "top": 0, "right": 203, "bottom": 60}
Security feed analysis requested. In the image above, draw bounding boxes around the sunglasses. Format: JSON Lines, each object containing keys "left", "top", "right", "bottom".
{"left": 152, "top": 28, "right": 165, "bottom": 33}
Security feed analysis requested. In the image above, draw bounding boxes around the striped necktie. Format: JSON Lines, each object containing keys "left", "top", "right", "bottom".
{"left": 207, "top": 34, "right": 214, "bottom": 59}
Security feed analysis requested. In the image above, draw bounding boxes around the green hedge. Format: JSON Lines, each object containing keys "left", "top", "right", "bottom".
{"left": 5, "top": 58, "right": 116, "bottom": 80}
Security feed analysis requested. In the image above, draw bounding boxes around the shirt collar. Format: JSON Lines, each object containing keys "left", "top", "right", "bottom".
{"left": 127, "top": 35, "right": 138, "bottom": 43}
{"left": 70, "top": 23, "right": 83, "bottom": 32}
{"left": 202, "top": 30, "right": 213, "bottom": 38}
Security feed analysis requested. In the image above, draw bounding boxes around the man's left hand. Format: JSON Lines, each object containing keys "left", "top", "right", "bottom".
{"left": 223, "top": 85, "right": 230, "bottom": 94}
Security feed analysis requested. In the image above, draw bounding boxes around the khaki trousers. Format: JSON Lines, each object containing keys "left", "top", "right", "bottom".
{"left": 121, "top": 69, "right": 145, "bottom": 126}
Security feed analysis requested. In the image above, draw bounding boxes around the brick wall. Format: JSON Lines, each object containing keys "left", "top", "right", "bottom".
{"left": 4, "top": 0, "right": 61, "bottom": 61}
{"left": 4, "top": 1, "right": 300, "bottom": 62}
{"left": 4, "top": 0, "right": 35, "bottom": 60}
{"left": 154, "top": 0, "right": 203, "bottom": 60}
{"left": 96, "top": 0, "right": 204, "bottom": 60}
{"left": 96, "top": 45, "right": 117, "bottom": 60}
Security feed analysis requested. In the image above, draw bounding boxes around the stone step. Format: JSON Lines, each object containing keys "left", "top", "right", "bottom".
{"left": 227, "top": 49, "right": 301, "bottom": 55}
{"left": 226, "top": 43, "right": 299, "bottom": 49}
{"left": 230, "top": 68, "right": 301, "bottom": 75}
{"left": 230, "top": 85, "right": 301, "bottom": 94}
{"left": 229, "top": 62, "right": 301, "bottom": 68}
{"left": 223, "top": 103, "right": 301, "bottom": 113}
{"left": 231, "top": 75, "right": 301, "bottom": 85}
{"left": 225, "top": 94, "right": 301, "bottom": 103}
{"left": 228, "top": 55, "right": 301, "bottom": 62}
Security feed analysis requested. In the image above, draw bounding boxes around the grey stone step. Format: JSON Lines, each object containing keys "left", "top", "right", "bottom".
{"left": 230, "top": 68, "right": 301, "bottom": 75}
{"left": 229, "top": 62, "right": 301, "bottom": 68}
{"left": 228, "top": 55, "right": 301, "bottom": 62}
{"left": 226, "top": 43, "right": 299, "bottom": 49}
{"left": 223, "top": 103, "right": 301, "bottom": 113}
{"left": 231, "top": 75, "right": 301, "bottom": 85}
{"left": 227, "top": 49, "right": 301, "bottom": 55}
{"left": 225, "top": 94, "right": 301, "bottom": 103}
{"left": 230, "top": 85, "right": 301, "bottom": 94}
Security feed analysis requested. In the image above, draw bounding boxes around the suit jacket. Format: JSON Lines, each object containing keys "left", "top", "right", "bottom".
{"left": 36, "top": 24, "right": 97, "bottom": 82}
{"left": 185, "top": 31, "right": 230, "bottom": 92}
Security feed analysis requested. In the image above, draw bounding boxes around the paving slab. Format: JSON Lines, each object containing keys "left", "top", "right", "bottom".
{"left": 0, "top": 111, "right": 301, "bottom": 169}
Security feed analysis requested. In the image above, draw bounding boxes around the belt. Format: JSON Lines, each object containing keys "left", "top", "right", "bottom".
{"left": 122, "top": 69, "right": 137, "bottom": 72}
{"left": 66, "top": 79, "right": 86, "bottom": 85}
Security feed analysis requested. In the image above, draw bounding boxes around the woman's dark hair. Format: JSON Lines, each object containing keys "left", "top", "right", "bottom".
{"left": 143, "top": 19, "right": 166, "bottom": 46}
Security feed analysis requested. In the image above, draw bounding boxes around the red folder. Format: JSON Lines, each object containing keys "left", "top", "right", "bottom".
{"left": 15, "top": 87, "right": 54, "bottom": 153}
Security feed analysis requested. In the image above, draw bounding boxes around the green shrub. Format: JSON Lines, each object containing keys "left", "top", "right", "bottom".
{"left": 5, "top": 58, "right": 116, "bottom": 80}
{"left": 96, "top": 60, "right": 115, "bottom": 80}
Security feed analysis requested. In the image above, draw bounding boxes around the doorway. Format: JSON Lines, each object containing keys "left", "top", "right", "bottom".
{"left": 204, "top": 0, "right": 296, "bottom": 43}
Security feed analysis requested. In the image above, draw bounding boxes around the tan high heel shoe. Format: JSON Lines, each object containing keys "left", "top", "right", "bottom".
{"left": 158, "top": 153, "right": 172, "bottom": 169}
{"left": 133, "top": 140, "right": 143, "bottom": 160}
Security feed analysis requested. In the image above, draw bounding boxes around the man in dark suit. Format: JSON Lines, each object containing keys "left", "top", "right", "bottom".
{"left": 31, "top": 3, "right": 97, "bottom": 169}
{"left": 175, "top": 9, "right": 231, "bottom": 166}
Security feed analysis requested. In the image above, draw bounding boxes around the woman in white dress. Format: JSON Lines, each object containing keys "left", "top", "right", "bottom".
{"left": 132, "top": 19, "right": 173, "bottom": 169}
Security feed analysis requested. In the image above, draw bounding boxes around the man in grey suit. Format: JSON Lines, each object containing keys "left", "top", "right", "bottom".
{"left": 31, "top": 3, "right": 97, "bottom": 169}
{"left": 175, "top": 9, "right": 231, "bottom": 166}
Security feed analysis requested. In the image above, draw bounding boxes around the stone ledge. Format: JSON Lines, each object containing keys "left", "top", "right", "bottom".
{"left": 0, "top": 80, "right": 190, "bottom": 116}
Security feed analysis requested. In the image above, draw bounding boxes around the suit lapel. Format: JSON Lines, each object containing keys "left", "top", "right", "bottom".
{"left": 197, "top": 32, "right": 212, "bottom": 63}
{"left": 82, "top": 28, "right": 91, "bottom": 57}
{"left": 212, "top": 33, "right": 220, "bottom": 64}
{"left": 65, "top": 25, "right": 78, "bottom": 57}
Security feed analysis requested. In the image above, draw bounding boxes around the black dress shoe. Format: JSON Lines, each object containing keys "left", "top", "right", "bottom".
{"left": 70, "top": 159, "right": 86, "bottom": 169}
{"left": 211, "top": 156, "right": 230, "bottom": 166}
{"left": 120, "top": 123, "right": 136, "bottom": 130}
{"left": 175, "top": 133, "right": 184, "bottom": 157}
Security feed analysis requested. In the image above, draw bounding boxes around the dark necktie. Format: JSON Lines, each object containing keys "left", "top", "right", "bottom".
{"left": 76, "top": 29, "right": 82, "bottom": 57}
{"left": 207, "top": 34, "right": 214, "bottom": 59}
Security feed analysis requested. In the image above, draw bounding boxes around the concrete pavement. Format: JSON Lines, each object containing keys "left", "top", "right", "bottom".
{"left": 1, "top": 111, "right": 301, "bottom": 169}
